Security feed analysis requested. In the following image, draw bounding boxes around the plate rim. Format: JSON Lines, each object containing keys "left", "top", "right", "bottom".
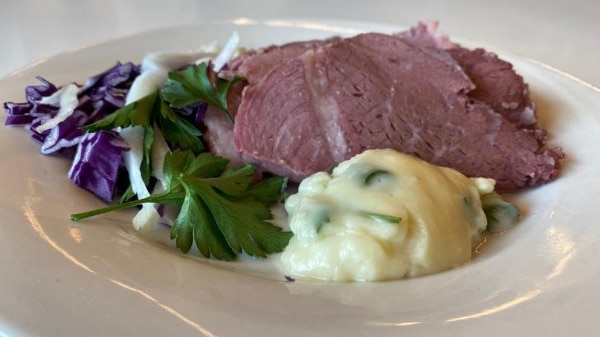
{"left": 1, "top": 17, "right": 600, "bottom": 337}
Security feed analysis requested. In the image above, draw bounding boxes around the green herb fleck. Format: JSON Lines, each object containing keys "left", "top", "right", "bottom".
{"left": 362, "top": 169, "right": 390, "bottom": 185}
{"left": 481, "top": 193, "right": 520, "bottom": 234}
{"left": 361, "top": 212, "right": 402, "bottom": 224}
{"left": 314, "top": 210, "right": 331, "bottom": 233}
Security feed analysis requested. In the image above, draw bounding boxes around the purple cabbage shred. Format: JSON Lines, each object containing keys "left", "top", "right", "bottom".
{"left": 176, "top": 102, "right": 208, "bottom": 128}
{"left": 40, "top": 111, "right": 88, "bottom": 155}
{"left": 3, "top": 62, "right": 140, "bottom": 147}
{"left": 68, "top": 131, "right": 130, "bottom": 204}
{"left": 3, "top": 61, "right": 213, "bottom": 204}
{"left": 25, "top": 77, "right": 58, "bottom": 104}
{"left": 3, "top": 62, "right": 140, "bottom": 202}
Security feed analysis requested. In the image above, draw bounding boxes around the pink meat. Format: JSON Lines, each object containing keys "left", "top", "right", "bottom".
{"left": 205, "top": 23, "right": 565, "bottom": 191}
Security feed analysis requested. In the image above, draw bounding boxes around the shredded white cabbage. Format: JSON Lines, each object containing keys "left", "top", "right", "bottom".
{"left": 151, "top": 122, "right": 170, "bottom": 189}
{"left": 132, "top": 203, "right": 161, "bottom": 233}
{"left": 212, "top": 31, "right": 240, "bottom": 71}
{"left": 35, "top": 83, "right": 80, "bottom": 133}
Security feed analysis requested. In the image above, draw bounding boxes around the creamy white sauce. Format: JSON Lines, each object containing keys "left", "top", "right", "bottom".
{"left": 280, "top": 149, "right": 495, "bottom": 281}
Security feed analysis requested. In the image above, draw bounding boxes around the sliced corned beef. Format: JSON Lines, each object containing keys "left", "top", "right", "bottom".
{"left": 396, "top": 21, "right": 539, "bottom": 131}
{"left": 233, "top": 56, "right": 334, "bottom": 181}
{"left": 395, "top": 21, "right": 457, "bottom": 50}
{"left": 448, "top": 47, "right": 538, "bottom": 129}
{"left": 231, "top": 32, "right": 564, "bottom": 191}
{"left": 225, "top": 37, "right": 340, "bottom": 85}
{"left": 202, "top": 106, "right": 244, "bottom": 166}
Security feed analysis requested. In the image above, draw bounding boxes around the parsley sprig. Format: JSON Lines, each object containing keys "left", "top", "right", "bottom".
{"left": 71, "top": 150, "right": 292, "bottom": 260}
{"left": 83, "top": 62, "right": 240, "bottom": 153}
{"left": 72, "top": 63, "right": 291, "bottom": 260}
{"left": 84, "top": 88, "right": 205, "bottom": 154}
{"left": 161, "top": 63, "right": 241, "bottom": 123}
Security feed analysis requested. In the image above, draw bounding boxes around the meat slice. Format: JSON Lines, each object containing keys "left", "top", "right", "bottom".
{"left": 448, "top": 47, "right": 537, "bottom": 129}
{"left": 234, "top": 57, "right": 334, "bottom": 181}
{"left": 233, "top": 32, "right": 563, "bottom": 191}
{"left": 202, "top": 106, "right": 243, "bottom": 166}
{"left": 395, "top": 21, "right": 457, "bottom": 49}
{"left": 224, "top": 37, "right": 340, "bottom": 85}
{"left": 396, "top": 21, "right": 539, "bottom": 131}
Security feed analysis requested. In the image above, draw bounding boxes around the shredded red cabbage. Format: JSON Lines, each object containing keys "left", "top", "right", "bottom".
{"left": 4, "top": 62, "right": 139, "bottom": 132}
{"left": 68, "top": 131, "right": 130, "bottom": 203}
{"left": 3, "top": 77, "right": 57, "bottom": 128}
{"left": 176, "top": 102, "right": 208, "bottom": 128}
{"left": 3, "top": 61, "right": 213, "bottom": 204}
{"left": 78, "top": 62, "right": 139, "bottom": 123}
{"left": 40, "top": 110, "right": 88, "bottom": 155}
{"left": 3, "top": 62, "right": 140, "bottom": 202}
{"left": 25, "top": 77, "right": 58, "bottom": 104}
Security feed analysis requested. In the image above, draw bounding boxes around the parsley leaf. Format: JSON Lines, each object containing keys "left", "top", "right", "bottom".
{"left": 83, "top": 89, "right": 205, "bottom": 154}
{"left": 71, "top": 150, "right": 292, "bottom": 261}
{"left": 161, "top": 63, "right": 241, "bottom": 123}
{"left": 84, "top": 90, "right": 157, "bottom": 131}
{"left": 72, "top": 62, "right": 274, "bottom": 261}
{"left": 155, "top": 96, "right": 203, "bottom": 154}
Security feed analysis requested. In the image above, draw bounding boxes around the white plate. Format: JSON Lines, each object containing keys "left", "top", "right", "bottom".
{"left": 1, "top": 19, "right": 600, "bottom": 337}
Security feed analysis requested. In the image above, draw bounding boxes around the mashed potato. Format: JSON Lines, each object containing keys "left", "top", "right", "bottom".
{"left": 280, "top": 149, "right": 496, "bottom": 281}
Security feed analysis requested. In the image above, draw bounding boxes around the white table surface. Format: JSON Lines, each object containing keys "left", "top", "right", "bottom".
{"left": 1, "top": 0, "right": 599, "bottom": 87}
